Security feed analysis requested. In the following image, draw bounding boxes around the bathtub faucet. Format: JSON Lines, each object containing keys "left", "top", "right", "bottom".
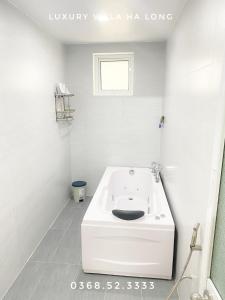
{"left": 151, "top": 162, "right": 161, "bottom": 183}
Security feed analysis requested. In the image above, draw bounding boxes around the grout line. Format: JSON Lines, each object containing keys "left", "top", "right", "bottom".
{"left": 2, "top": 198, "right": 71, "bottom": 300}
{"left": 30, "top": 198, "right": 71, "bottom": 259}
{"left": 30, "top": 199, "right": 90, "bottom": 268}
{"left": 26, "top": 264, "right": 46, "bottom": 300}
{"left": 27, "top": 198, "right": 87, "bottom": 300}
{"left": 50, "top": 201, "right": 86, "bottom": 258}
{"left": 29, "top": 260, "right": 82, "bottom": 266}
{"left": 103, "top": 289, "right": 107, "bottom": 299}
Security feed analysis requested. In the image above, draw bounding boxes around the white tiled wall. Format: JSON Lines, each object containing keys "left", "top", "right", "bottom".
{"left": 3, "top": 1, "right": 225, "bottom": 298}
{"left": 65, "top": 43, "right": 166, "bottom": 195}
{"left": 0, "top": 1, "right": 71, "bottom": 298}
{"left": 161, "top": 0, "right": 225, "bottom": 298}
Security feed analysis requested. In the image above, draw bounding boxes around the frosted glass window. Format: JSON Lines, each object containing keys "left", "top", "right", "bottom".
{"left": 210, "top": 144, "right": 225, "bottom": 299}
{"left": 100, "top": 60, "right": 129, "bottom": 90}
{"left": 93, "top": 53, "right": 134, "bottom": 96}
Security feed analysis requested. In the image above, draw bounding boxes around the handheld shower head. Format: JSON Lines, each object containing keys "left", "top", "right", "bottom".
{"left": 190, "top": 223, "right": 201, "bottom": 250}
{"left": 193, "top": 223, "right": 200, "bottom": 231}
{"left": 166, "top": 223, "right": 202, "bottom": 300}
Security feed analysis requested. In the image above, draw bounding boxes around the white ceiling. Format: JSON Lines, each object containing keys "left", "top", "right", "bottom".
{"left": 10, "top": 0, "right": 188, "bottom": 43}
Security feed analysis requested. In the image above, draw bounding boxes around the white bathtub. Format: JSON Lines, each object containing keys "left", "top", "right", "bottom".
{"left": 81, "top": 167, "right": 175, "bottom": 279}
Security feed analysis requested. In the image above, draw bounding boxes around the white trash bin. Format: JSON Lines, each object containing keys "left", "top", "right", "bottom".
{"left": 72, "top": 181, "right": 87, "bottom": 203}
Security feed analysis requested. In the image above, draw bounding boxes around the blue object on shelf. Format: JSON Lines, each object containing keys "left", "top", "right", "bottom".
{"left": 72, "top": 181, "right": 87, "bottom": 187}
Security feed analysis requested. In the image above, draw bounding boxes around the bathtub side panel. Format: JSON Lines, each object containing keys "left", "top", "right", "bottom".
{"left": 81, "top": 224, "right": 174, "bottom": 279}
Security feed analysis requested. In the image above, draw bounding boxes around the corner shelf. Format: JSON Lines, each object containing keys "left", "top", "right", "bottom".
{"left": 55, "top": 92, "right": 75, "bottom": 121}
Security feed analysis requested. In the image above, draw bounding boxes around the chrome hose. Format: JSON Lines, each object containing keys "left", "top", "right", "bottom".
{"left": 166, "top": 248, "right": 193, "bottom": 300}
{"left": 166, "top": 223, "right": 201, "bottom": 300}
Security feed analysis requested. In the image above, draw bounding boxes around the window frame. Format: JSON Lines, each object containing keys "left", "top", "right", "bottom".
{"left": 93, "top": 52, "right": 134, "bottom": 96}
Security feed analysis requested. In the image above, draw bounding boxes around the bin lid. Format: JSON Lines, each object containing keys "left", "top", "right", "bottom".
{"left": 72, "top": 181, "right": 87, "bottom": 187}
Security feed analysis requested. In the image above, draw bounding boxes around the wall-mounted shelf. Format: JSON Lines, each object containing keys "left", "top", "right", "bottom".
{"left": 55, "top": 93, "right": 74, "bottom": 97}
{"left": 55, "top": 92, "right": 75, "bottom": 121}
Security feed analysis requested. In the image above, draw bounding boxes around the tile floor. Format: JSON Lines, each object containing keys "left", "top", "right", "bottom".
{"left": 4, "top": 198, "right": 177, "bottom": 300}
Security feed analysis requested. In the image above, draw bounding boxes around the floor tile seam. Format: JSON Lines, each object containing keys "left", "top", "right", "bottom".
{"left": 26, "top": 262, "right": 48, "bottom": 300}
{"left": 29, "top": 260, "right": 81, "bottom": 266}
{"left": 48, "top": 222, "right": 72, "bottom": 260}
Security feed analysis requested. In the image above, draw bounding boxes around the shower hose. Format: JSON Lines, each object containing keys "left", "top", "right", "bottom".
{"left": 166, "top": 223, "right": 201, "bottom": 300}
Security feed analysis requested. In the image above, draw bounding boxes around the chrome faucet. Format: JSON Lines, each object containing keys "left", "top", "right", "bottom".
{"left": 151, "top": 162, "right": 161, "bottom": 183}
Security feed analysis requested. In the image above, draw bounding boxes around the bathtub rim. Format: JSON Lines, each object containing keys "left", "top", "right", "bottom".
{"left": 82, "top": 166, "right": 175, "bottom": 229}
